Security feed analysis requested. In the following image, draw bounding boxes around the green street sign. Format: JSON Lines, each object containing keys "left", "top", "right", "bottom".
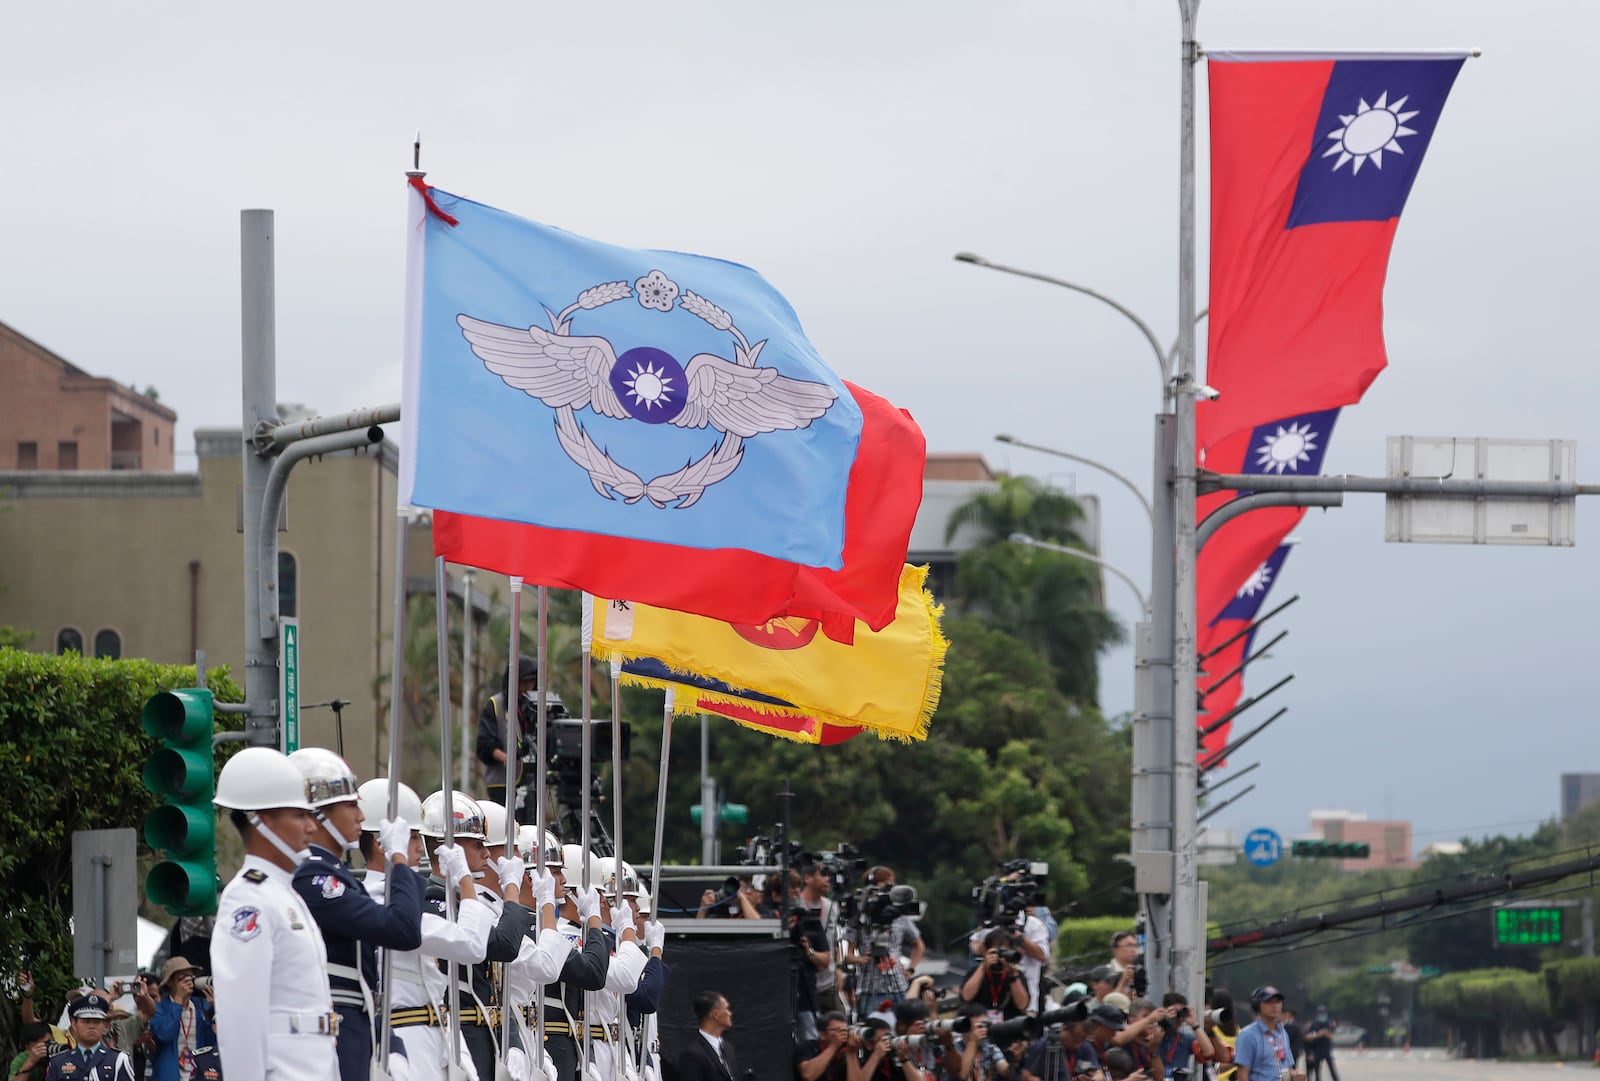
{"left": 281, "top": 618, "right": 300, "bottom": 753}
{"left": 1495, "top": 905, "right": 1563, "bottom": 946}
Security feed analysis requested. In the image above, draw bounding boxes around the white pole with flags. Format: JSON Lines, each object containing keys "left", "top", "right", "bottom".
{"left": 533, "top": 585, "right": 550, "bottom": 1073}
{"left": 648, "top": 688, "right": 675, "bottom": 931}
{"left": 580, "top": 594, "right": 595, "bottom": 1073}
{"left": 500, "top": 577, "right": 525, "bottom": 1068}
{"left": 439, "top": 556, "right": 466, "bottom": 1078}
{"left": 376, "top": 505, "right": 411, "bottom": 1076}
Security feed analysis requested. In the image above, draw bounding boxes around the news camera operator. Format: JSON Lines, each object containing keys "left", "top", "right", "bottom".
{"left": 969, "top": 863, "right": 1052, "bottom": 1012}
{"left": 476, "top": 656, "right": 537, "bottom": 810}
{"left": 1021, "top": 993, "right": 1097, "bottom": 1081}
{"left": 962, "top": 929, "right": 1030, "bottom": 1020}
{"left": 842, "top": 879, "right": 924, "bottom": 1021}
{"left": 856, "top": 1018, "right": 922, "bottom": 1081}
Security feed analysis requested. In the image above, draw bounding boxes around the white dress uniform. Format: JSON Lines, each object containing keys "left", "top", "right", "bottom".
{"left": 213, "top": 853, "right": 339, "bottom": 1081}
{"left": 588, "top": 936, "right": 649, "bottom": 1081}
{"left": 368, "top": 869, "right": 497, "bottom": 1081}
{"left": 504, "top": 909, "right": 578, "bottom": 1055}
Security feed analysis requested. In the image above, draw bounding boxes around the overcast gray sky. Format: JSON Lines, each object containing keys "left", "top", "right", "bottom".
{"left": 3, "top": 1, "right": 1593, "bottom": 856}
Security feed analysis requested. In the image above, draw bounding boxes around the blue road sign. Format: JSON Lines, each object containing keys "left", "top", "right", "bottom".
{"left": 1244, "top": 828, "right": 1282, "bottom": 867}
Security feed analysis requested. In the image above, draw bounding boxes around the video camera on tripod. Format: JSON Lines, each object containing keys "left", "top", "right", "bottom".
{"left": 512, "top": 690, "right": 633, "bottom": 844}
{"left": 971, "top": 858, "right": 1048, "bottom": 929}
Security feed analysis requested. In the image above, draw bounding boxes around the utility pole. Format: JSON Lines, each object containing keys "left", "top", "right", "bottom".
{"left": 240, "top": 210, "right": 280, "bottom": 746}
{"left": 1169, "top": 0, "right": 1205, "bottom": 1008}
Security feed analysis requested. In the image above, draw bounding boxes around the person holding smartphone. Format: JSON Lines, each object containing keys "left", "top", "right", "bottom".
{"left": 7, "top": 1021, "right": 50, "bottom": 1081}
{"left": 149, "top": 957, "right": 216, "bottom": 1081}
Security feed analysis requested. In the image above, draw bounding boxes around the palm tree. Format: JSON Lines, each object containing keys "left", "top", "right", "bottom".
{"left": 945, "top": 475, "right": 1123, "bottom": 702}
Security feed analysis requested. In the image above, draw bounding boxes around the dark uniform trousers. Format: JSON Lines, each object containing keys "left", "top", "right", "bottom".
{"left": 293, "top": 843, "right": 426, "bottom": 1081}
{"left": 426, "top": 881, "right": 537, "bottom": 1081}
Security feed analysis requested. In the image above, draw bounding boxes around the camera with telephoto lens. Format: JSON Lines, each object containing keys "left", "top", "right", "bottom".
{"left": 989, "top": 946, "right": 1023, "bottom": 970}
{"left": 926, "top": 1017, "right": 975, "bottom": 1037}
{"left": 1037, "top": 1000, "right": 1092, "bottom": 1028}
{"left": 851, "top": 882, "right": 923, "bottom": 957}
{"left": 986, "top": 1016, "right": 1037, "bottom": 1045}
{"left": 972, "top": 858, "right": 1049, "bottom": 928}
{"left": 737, "top": 834, "right": 802, "bottom": 867}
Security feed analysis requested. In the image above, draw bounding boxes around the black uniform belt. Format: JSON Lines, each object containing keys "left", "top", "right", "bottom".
{"left": 458, "top": 1005, "right": 501, "bottom": 1028}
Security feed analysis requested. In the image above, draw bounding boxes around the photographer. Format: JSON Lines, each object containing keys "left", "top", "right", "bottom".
{"left": 796, "top": 1012, "right": 855, "bottom": 1081}
{"left": 947, "top": 1002, "right": 1007, "bottom": 1081}
{"left": 1107, "top": 934, "right": 1141, "bottom": 998}
{"left": 476, "top": 656, "right": 537, "bottom": 810}
{"left": 961, "top": 929, "right": 1029, "bottom": 1021}
{"left": 1151, "top": 994, "right": 1213, "bottom": 1079}
{"left": 969, "top": 867, "right": 1051, "bottom": 1012}
{"left": 1021, "top": 996, "right": 1095, "bottom": 1081}
{"left": 856, "top": 1018, "right": 921, "bottom": 1081}
{"left": 149, "top": 957, "right": 216, "bottom": 1081}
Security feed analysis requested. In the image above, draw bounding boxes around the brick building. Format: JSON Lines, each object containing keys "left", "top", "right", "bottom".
{"left": 0, "top": 322, "right": 175, "bottom": 471}
{"left": 1308, "top": 809, "right": 1417, "bottom": 871}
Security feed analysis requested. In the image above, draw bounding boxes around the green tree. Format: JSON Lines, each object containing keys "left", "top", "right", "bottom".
{"left": 944, "top": 475, "right": 1122, "bottom": 701}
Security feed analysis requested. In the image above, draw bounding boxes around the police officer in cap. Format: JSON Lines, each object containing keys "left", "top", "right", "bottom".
{"left": 289, "top": 748, "right": 426, "bottom": 1081}
{"left": 212, "top": 746, "right": 338, "bottom": 1081}
{"left": 43, "top": 996, "right": 135, "bottom": 1080}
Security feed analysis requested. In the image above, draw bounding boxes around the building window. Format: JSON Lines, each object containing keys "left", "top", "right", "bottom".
{"left": 17, "top": 442, "right": 37, "bottom": 470}
{"left": 55, "top": 627, "right": 83, "bottom": 655}
{"left": 58, "top": 441, "right": 78, "bottom": 470}
{"left": 278, "top": 550, "right": 298, "bottom": 618}
{"left": 154, "top": 428, "right": 160, "bottom": 446}
{"left": 93, "top": 629, "right": 122, "bottom": 660}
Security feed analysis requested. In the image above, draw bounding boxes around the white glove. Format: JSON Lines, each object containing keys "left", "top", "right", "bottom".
{"left": 434, "top": 843, "right": 470, "bottom": 886}
{"left": 494, "top": 855, "right": 527, "bottom": 893}
{"left": 506, "top": 1047, "right": 532, "bottom": 1081}
{"left": 378, "top": 818, "right": 411, "bottom": 861}
{"left": 387, "top": 1051, "right": 413, "bottom": 1081}
{"left": 532, "top": 869, "right": 557, "bottom": 911}
{"left": 542, "top": 1054, "right": 561, "bottom": 1081}
{"left": 646, "top": 921, "right": 665, "bottom": 952}
{"left": 576, "top": 886, "right": 602, "bottom": 923}
{"left": 584, "top": 1058, "right": 605, "bottom": 1081}
{"left": 616, "top": 897, "right": 639, "bottom": 930}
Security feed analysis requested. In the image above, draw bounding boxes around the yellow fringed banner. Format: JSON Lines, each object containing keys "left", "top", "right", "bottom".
{"left": 592, "top": 564, "right": 946, "bottom": 742}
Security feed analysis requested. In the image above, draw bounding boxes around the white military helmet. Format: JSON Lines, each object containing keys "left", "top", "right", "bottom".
{"left": 634, "top": 882, "right": 653, "bottom": 916}
{"left": 420, "top": 791, "right": 488, "bottom": 840}
{"left": 516, "top": 826, "right": 562, "bottom": 866}
{"left": 561, "top": 843, "right": 599, "bottom": 888}
{"left": 213, "top": 747, "right": 314, "bottom": 812}
{"left": 595, "top": 857, "right": 620, "bottom": 898}
{"left": 356, "top": 778, "right": 423, "bottom": 829}
{"left": 478, "top": 800, "right": 509, "bottom": 848}
{"left": 619, "top": 860, "right": 643, "bottom": 898}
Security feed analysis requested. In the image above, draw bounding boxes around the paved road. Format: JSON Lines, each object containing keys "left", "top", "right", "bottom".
{"left": 1313, "top": 1049, "right": 1588, "bottom": 1081}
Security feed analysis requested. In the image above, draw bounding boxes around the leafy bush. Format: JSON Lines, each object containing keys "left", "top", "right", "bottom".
{"left": 0, "top": 648, "right": 241, "bottom": 1051}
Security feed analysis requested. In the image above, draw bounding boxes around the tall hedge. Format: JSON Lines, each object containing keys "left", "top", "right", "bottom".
{"left": 0, "top": 648, "right": 242, "bottom": 1051}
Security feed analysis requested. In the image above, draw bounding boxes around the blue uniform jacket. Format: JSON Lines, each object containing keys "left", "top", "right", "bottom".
{"left": 148, "top": 995, "right": 218, "bottom": 1081}
{"left": 293, "top": 844, "right": 425, "bottom": 1009}
{"left": 626, "top": 954, "right": 668, "bottom": 1026}
{"left": 42, "top": 1043, "right": 134, "bottom": 1081}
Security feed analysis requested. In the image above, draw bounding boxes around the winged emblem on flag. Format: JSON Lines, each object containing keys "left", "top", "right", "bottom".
{"left": 457, "top": 271, "right": 838, "bottom": 509}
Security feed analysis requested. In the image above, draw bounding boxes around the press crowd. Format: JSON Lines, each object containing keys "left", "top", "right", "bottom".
{"left": 8, "top": 744, "right": 669, "bottom": 1081}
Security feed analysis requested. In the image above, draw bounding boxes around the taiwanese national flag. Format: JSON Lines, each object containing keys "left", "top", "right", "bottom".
{"left": 1199, "top": 545, "right": 1292, "bottom": 764}
{"left": 1202, "top": 52, "right": 1466, "bottom": 451}
{"left": 433, "top": 381, "right": 924, "bottom": 642}
{"left": 1197, "top": 408, "right": 1337, "bottom": 627}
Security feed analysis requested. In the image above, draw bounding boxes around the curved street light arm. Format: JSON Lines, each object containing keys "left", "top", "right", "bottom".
{"left": 995, "top": 433, "right": 1154, "bottom": 528}
{"left": 955, "top": 252, "right": 1171, "bottom": 391}
{"left": 1009, "top": 532, "right": 1150, "bottom": 615}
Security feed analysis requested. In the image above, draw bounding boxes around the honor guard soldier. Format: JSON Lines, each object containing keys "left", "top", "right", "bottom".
{"left": 289, "top": 748, "right": 426, "bottom": 1081}
{"left": 581, "top": 855, "right": 655, "bottom": 1081}
{"left": 541, "top": 843, "right": 612, "bottom": 1081}
{"left": 368, "top": 782, "right": 494, "bottom": 1081}
{"left": 599, "top": 859, "right": 669, "bottom": 1081}
{"left": 211, "top": 746, "right": 339, "bottom": 1081}
{"left": 478, "top": 803, "right": 571, "bottom": 1081}
{"left": 421, "top": 791, "right": 536, "bottom": 1081}
{"left": 42, "top": 996, "right": 135, "bottom": 1081}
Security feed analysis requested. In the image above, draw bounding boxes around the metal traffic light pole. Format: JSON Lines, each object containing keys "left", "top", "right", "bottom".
{"left": 238, "top": 209, "right": 400, "bottom": 748}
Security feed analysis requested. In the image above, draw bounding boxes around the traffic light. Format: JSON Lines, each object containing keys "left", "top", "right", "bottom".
{"left": 690, "top": 801, "right": 751, "bottom": 828}
{"left": 1291, "top": 840, "right": 1371, "bottom": 859}
{"left": 141, "top": 688, "right": 218, "bottom": 915}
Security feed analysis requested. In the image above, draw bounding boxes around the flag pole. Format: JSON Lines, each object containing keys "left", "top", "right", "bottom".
{"left": 500, "top": 577, "right": 524, "bottom": 1067}
{"left": 441, "top": 556, "right": 466, "bottom": 1078}
{"left": 376, "top": 505, "right": 410, "bottom": 1074}
{"left": 580, "top": 595, "right": 595, "bottom": 1072}
{"left": 1169, "top": 0, "right": 1204, "bottom": 1008}
{"left": 611, "top": 659, "right": 630, "bottom": 1077}
{"left": 460, "top": 568, "right": 476, "bottom": 794}
{"left": 648, "top": 689, "right": 675, "bottom": 927}
{"left": 533, "top": 585, "right": 550, "bottom": 1072}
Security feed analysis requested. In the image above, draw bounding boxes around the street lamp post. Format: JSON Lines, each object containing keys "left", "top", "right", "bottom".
{"left": 956, "top": 256, "right": 1179, "bottom": 996}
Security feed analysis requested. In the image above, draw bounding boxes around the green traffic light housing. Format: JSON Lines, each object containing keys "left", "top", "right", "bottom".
{"left": 1291, "top": 839, "right": 1372, "bottom": 859}
{"left": 691, "top": 801, "right": 751, "bottom": 828}
{"left": 141, "top": 688, "right": 217, "bottom": 916}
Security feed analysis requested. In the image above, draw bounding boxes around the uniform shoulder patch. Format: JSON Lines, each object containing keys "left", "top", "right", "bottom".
{"left": 314, "top": 874, "right": 346, "bottom": 899}
{"left": 243, "top": 869, "right": 268, "bottom": 883}
{"left": 229, "top": 906, "right": 264, "bottom": 941}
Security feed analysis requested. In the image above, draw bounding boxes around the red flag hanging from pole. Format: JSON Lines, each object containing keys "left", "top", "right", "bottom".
{"left": 1202, "top": 52, "right": 1467, "bottom": 452}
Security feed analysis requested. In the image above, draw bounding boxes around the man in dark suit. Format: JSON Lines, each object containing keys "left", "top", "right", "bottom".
{"left": 678, "top": 990, "right": 747, "bottom": 1081}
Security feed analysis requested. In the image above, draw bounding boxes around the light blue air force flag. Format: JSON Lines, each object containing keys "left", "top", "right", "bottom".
{"left": 398, "top": 186, "right": 863, "bottom": 569}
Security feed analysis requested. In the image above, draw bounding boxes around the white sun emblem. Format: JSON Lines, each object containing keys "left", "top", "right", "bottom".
{"left": 1254, "top": 421, "right": 1319, "bottom": 475}
{"left": 1323, "top": 91, "right": 1420, "bottom": 174}
{"left": 1236, "top": 561, "right": 1273, "bottom": 600}
{"left": 621, "top": 360, "right": 675, "bottom": 410}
